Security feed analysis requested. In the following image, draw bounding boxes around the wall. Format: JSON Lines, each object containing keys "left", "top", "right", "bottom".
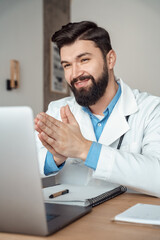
{"left": 71, "top": 0, "right": 160, "bottom": 96}
{"left": 0, "top": 0, "right": 43, "bottom": 115}
{"left": 43, "top": 0, "right": 70, "bottom": 112}
{"left": 42, "top": 0, "right": 70, "bottom": 186}
{"left": 1, "top": 1, "right": 159, "bottom": 114}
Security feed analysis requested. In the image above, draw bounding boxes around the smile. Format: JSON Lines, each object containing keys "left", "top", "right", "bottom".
{"left": 74, "top": 79, "right": 90, "bottom": 89}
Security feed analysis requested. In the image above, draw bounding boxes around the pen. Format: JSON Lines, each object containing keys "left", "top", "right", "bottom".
{"left": 49, "top": 189, "right": 69, "bottom": 199}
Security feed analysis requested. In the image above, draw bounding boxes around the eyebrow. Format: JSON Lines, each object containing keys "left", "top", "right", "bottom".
{"left": 61, "top": 52, "right": 92, "bottom": 65}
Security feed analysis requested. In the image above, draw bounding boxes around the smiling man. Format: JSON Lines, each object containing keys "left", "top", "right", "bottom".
{"left": 35, "top": 21, "right": 160, "bottom": 197}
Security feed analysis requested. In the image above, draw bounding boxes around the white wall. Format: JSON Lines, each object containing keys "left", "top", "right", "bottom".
{"left": 0, "top": 0, "right": 43, "bottom": 115}
{"left": 71, "top": 0, "right": 160, "bottom": 96}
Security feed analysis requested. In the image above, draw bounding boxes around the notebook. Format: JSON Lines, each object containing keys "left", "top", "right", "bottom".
{"left": 0, "top": 106, "right": 91, "bottom": 236}
{"left": 43, "top": 184, "right": 126, "bottom": 207}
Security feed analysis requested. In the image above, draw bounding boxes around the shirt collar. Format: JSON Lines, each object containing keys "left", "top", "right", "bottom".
{"left": 82, "top": 82, "right": 121, "bottom": 117}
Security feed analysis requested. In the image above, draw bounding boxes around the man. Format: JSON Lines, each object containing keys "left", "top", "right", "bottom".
{"left": 35, "top": 21, "right": 160, "bottom": 197}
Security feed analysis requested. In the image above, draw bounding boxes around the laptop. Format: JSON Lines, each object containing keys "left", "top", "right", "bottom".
{"left": 0, "top": 106, "right": 91, "bottom": 236}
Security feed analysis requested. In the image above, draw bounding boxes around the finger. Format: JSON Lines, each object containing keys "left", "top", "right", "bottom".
{"left": 40, "top": 131, "right": 56, "bottom": 147}
{"left": 38, "top": 133, "right": 57, "bottom": 155}
{"left": 34, "top": 123, "right": 42, "bottom": 133}
{"left": 37, "top": 120, "right": 58, "bottom": 139}
{"left": 64, "top": 105, "right": 78, "bottom": 125}
{"left": 34, "top": 118, "right": 38, "bottom": 124}
{"left": 60, "top": 106, "right": 69, "bottom": 124}
{"left": 37, "top": 113, "right": 62, "bottom": 128}
{"left": 36, "top": 113, "right": 59, "bottom": 136}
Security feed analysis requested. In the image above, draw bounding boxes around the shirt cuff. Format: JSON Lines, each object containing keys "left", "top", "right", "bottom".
{"left": 85, "top": 142, "right": 102, "bottom": 170}
{"left": 44, "top": 151, "right": 65, "bottom": 175}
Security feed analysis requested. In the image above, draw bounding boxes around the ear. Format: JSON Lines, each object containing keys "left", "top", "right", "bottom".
{"left": 106, "top": 50, "right": 116, "bottom": 70}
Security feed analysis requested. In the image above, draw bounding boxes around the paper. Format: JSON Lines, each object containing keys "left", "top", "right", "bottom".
{"left": 114, "top": 203, "right": 160, "bottom": 225}
{"left": 43, "top": 183, "right": 117, "bottom": 206}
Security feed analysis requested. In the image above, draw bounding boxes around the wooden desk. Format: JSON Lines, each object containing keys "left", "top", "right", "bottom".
{"left": 0, "top": 193, "right": 160, "bottom": 240}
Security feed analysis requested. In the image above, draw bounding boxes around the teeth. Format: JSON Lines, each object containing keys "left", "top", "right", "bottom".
{"left": 75, "top": 79, "right": 89, "bottom": 88}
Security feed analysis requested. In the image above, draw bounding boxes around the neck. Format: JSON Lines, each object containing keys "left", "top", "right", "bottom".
{"left": 89, "top": 77, "right": 118, "bottom": 115}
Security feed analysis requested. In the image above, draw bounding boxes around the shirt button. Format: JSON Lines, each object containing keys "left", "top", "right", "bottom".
{"left": 98, "top": 123, "right": 101, "bottom": 127}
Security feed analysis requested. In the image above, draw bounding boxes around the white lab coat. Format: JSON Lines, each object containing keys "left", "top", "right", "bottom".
{"left": 36, "top": 79, "right": 160, "bottom": 197}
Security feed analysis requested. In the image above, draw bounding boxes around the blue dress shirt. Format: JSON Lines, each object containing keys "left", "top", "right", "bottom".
{"left": 44, "top": 83, "right": 121, "bottom": 175}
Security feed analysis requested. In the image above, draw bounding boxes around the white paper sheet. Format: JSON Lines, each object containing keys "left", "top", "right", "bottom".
{"left": 114, "top": 203, "right": 160, "bottom": 225}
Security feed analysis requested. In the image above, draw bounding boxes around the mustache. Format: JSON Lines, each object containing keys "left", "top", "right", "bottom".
{"left": 71, "top": 75, "right": 93, "bottom": 86}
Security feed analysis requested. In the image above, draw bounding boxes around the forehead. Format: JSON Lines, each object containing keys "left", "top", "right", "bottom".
{"left": 60, "top": 40, "right": 102, "bottom": 61}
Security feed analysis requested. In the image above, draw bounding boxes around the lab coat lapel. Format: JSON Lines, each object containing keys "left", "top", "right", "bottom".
{"left": 98, "top": 79, "right": 138, "bottom": 146}
{"left": 98, "top": 103, "right": 129, "bottom": 145}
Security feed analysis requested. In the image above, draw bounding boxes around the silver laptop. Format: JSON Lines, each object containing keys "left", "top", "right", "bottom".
{"left": 0, "top": 106, "right": 91, "bottom": 236}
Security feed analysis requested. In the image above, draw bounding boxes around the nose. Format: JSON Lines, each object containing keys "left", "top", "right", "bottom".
{"left": 71, "top": 63, "right": 83, "bottom": 80}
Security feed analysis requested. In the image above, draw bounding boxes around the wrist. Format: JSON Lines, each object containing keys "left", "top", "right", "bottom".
{"left": 79, "top": 140, "right": 92, "bottom": 161}
{"left": 54, "top": 156, "right": 66, "bottom": 167}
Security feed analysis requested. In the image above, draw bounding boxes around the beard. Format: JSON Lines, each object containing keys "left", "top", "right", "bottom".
{"left": 69, "top": 65, "right": 109, "bottom": 107}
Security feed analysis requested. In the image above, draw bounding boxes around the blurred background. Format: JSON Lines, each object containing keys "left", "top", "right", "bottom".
{"left": 0, "top": 0, "right": 160, "bottom": 116}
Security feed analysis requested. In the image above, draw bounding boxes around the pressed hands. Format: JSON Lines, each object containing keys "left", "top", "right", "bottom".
{"left": 34, "top": 105, "right": 92, "bottom": 166}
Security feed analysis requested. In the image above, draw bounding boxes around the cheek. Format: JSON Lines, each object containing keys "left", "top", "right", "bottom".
{"left": 87, "top": 64, "right": 104, "bottom": 79}
{"left": 64, "top": 71, "right": 71, "bottom": 85}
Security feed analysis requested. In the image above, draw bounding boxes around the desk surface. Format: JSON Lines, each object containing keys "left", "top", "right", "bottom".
{"left": 1, "top": 193, "right": 160, "bottom": 240}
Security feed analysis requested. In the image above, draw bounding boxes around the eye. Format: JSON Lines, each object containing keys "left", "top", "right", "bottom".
{"left": 81, "top": 58, "right": 89, "bottom": 63}
{"left": 63, "top": 63, "right": 71, "bottom": 69}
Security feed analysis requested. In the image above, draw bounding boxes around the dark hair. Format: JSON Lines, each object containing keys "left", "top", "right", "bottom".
{"left": 51, "top": 21, "right": 112, "bottom": 58}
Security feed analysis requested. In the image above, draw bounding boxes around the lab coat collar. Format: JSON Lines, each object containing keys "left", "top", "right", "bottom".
{"left": 117, "top": 78, "right": 138, "bottom": 116}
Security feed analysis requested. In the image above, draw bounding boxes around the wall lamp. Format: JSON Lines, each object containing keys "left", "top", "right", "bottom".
{"left": 6, "top": 60, "right": 20, "bottom": 91}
